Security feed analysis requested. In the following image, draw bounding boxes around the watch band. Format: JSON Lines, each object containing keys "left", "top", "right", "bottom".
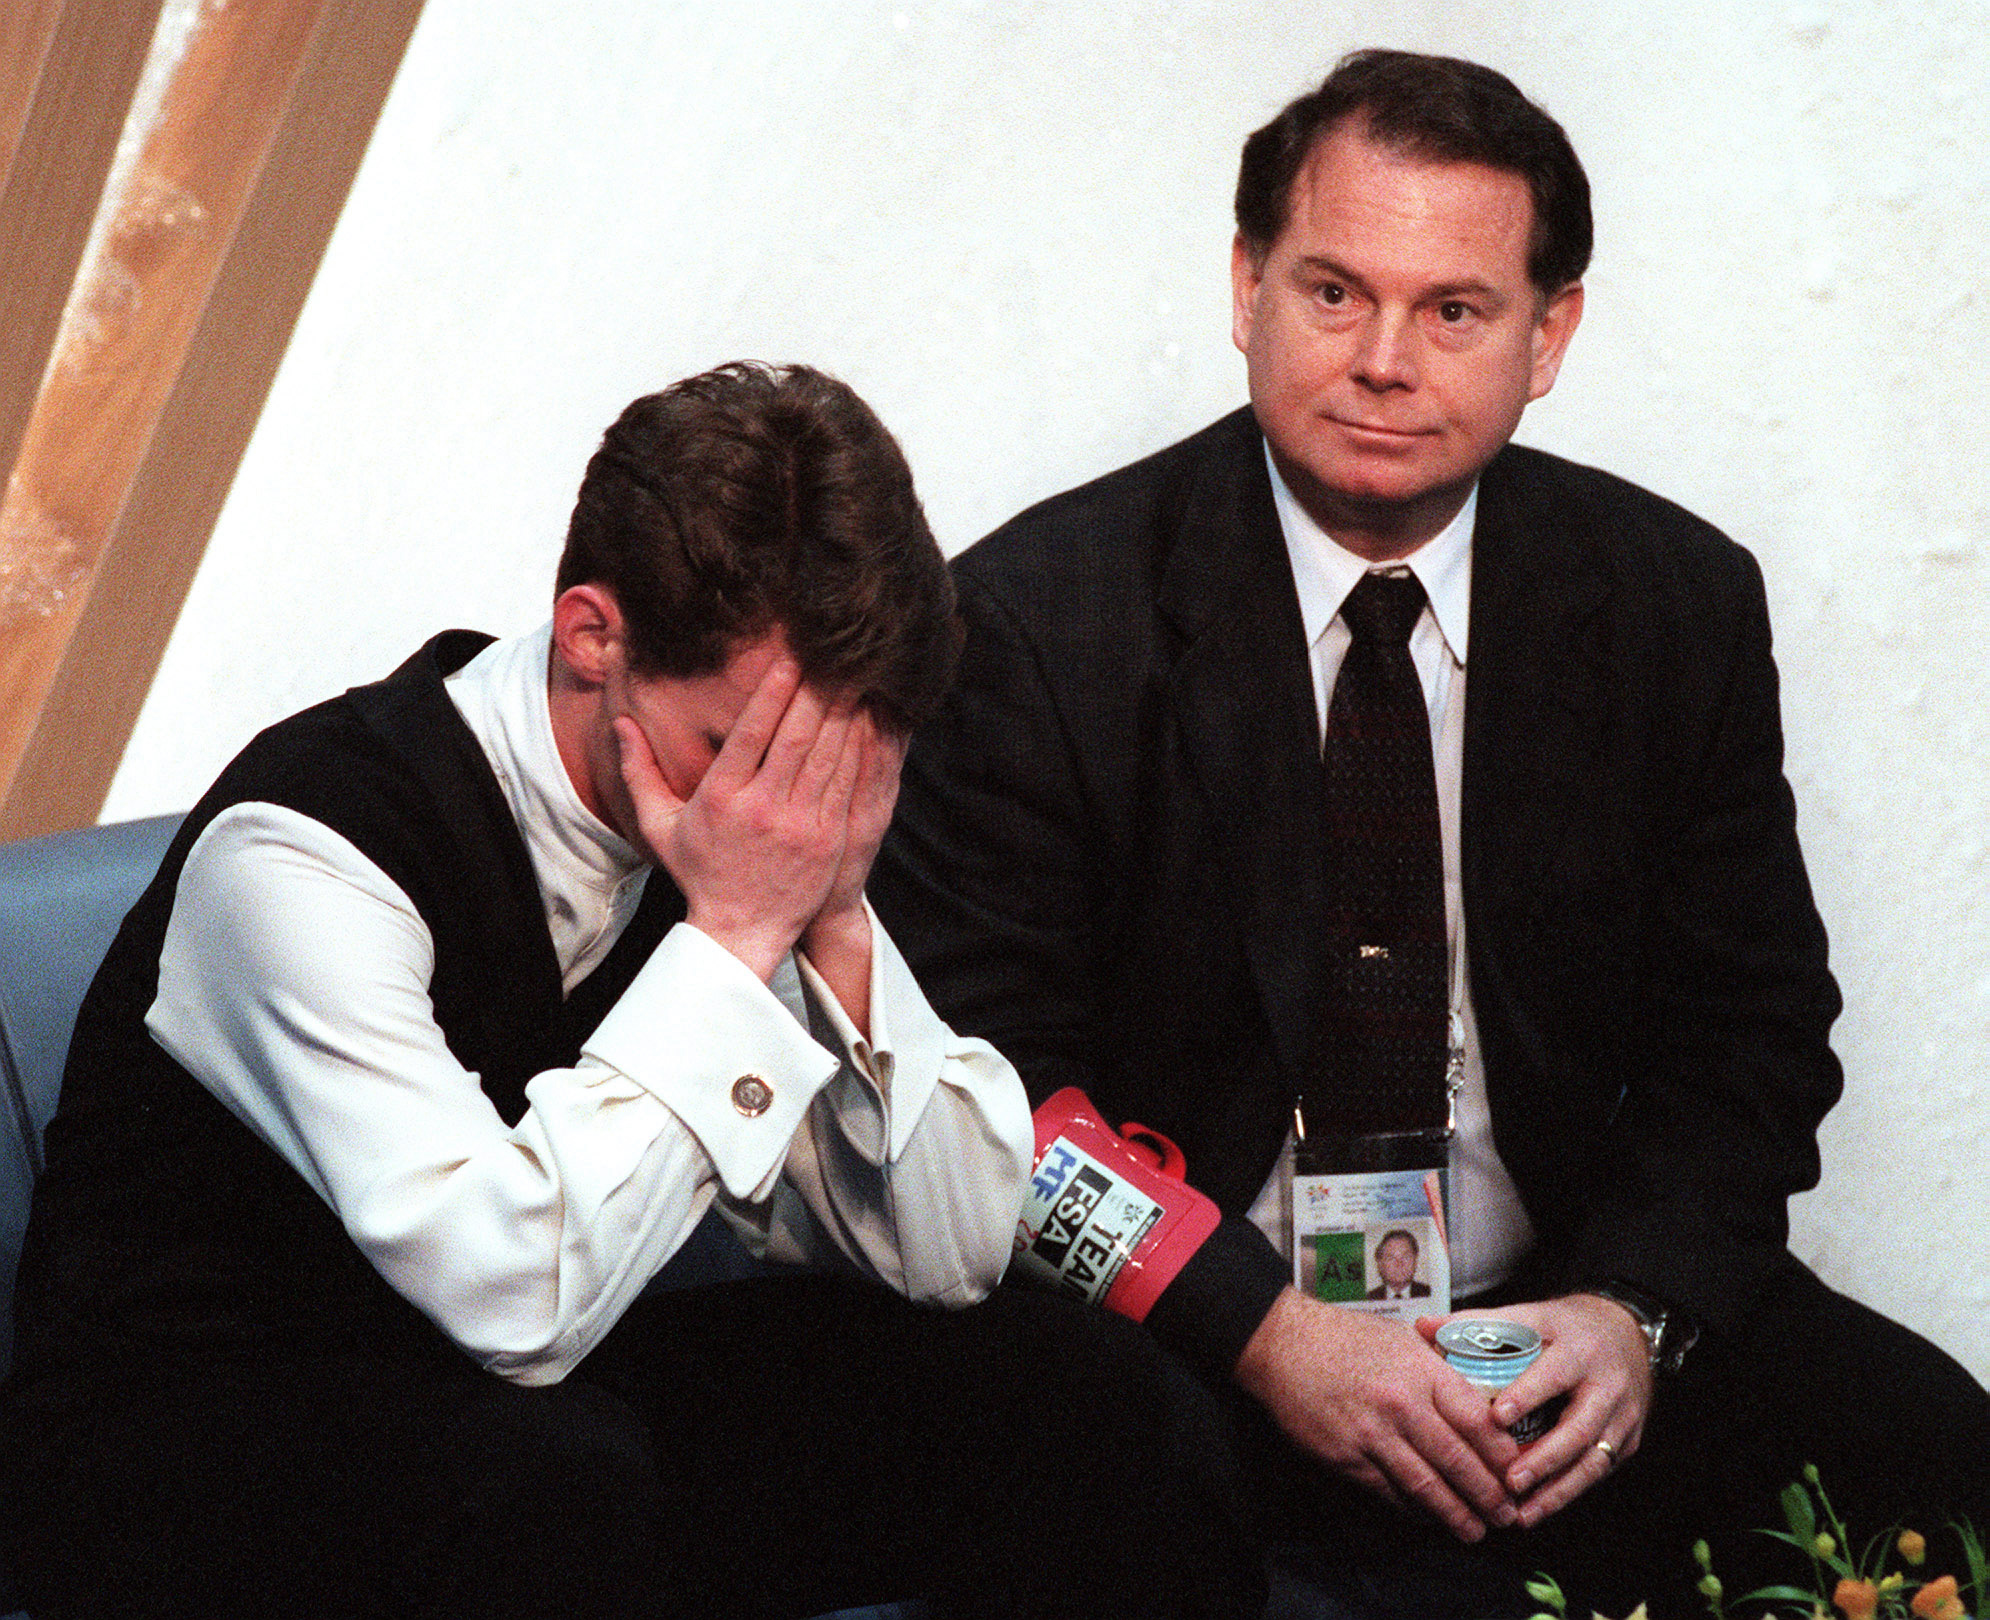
{"left": 1588, "top": 1280, "right": 1699, "bottom": 1377}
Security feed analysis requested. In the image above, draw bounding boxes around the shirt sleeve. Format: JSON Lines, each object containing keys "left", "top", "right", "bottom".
{"left": 778, "top": 909, "right": 1034, "bottom": 1307}
{"left": 148, "top": 803, "right": 1029, "bottom": 1387}
{"left": 587, "top": 898, "right": 1033, "bottom": 1308}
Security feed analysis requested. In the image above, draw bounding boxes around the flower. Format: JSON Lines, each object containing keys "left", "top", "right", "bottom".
{"left": 1911, "top": 1574, "right": 1963, "bottom": 1620}
{"left": 1898, "top": 1530, "right": 1927, "bottom": 1567}
{"left": 1833, "top": 1577, "right": 1879, "bottom": 1619}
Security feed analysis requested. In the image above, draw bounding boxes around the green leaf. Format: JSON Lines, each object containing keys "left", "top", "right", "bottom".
{"left": 1951, "top": 1516, "right": 1986, "bottom": 1610}
{"left": 1736, "top": 1584, "right": 1828, "bottom": 1607}
{"left": 1853, "top": 1528, "right": 1895, "bottom": 1582}
{"left": 1782, "top": 1482, "right": 1818, "bottom": 1541}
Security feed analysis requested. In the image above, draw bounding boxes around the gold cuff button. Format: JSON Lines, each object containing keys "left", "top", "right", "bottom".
{"left": 731, "top": 1075, "right": 773, "bottom": 1117}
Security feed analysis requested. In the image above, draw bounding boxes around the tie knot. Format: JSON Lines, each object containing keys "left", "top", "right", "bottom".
{"left": 1339, "top": 570, "right": 1427, "bottom": 648}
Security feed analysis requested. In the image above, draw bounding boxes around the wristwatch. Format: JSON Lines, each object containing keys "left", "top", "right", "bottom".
{"left": 1588, "top": 1280, "right": 1699, "bottom": 1377}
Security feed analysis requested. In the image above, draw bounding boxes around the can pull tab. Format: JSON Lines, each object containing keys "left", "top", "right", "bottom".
{"left": 1454, "top": 1320, "right": 1532, "bottom": 1354}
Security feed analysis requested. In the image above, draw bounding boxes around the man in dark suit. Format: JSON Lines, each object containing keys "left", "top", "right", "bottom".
{"left": 874, "top": 49, "right": 1990, "bottom": 1615}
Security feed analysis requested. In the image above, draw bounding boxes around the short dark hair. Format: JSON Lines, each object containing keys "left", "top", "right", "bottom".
{"left": 1234, "top": 49, "right": 1592, "bottom": 296}
{"left": 1378, "top": 1229, "right": 1419, "bottom": 1255}
{"left": 556, "top": 362, "right": 960, "bottom": 731}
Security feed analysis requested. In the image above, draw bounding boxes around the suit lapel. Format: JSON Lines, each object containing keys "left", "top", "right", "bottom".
{"left": 1464, "top": 447, "right": 1617, "bottom": 904}
{"left": 1462, "top": 447, "right": 1618, "bottom": 1131}
{"left": 1156, "top": 419, "right": 1329, "bottom": 1092}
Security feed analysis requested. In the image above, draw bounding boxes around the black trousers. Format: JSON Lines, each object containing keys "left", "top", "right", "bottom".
{"left": 10, "top": 1259, "right": 1982, "bottom": 1620}
{"left": 2, "top": 1275, "right": 1265, "bottom": 1620}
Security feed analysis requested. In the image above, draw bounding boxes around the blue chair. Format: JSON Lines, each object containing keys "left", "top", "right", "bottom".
{"left": 0, "top": 815, "right": 921, "bottom": 1620}
{"left": 0, "top": 814, "right": 184, "bottom": 1387}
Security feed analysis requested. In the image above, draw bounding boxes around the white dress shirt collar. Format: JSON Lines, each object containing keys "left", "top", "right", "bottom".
{"left": 444, "top": 623, "right": 648, "bottom": 985}
{"left": 1265, "top": 443, "right": 1474, "bottom": 665}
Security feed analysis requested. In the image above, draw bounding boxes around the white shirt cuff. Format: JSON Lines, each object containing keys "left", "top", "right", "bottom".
{"left": 582, "top": 922, "right": 837, "bottom": 1202}
{"left": 793, "top": 900, "right": 953, "bottom": 1165}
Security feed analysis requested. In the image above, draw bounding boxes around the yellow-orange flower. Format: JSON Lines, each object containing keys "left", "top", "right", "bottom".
{"left": 1898, "top": 1530, "right": 1927, "bottom": 1566}
{"left": 1834, "top": 1578, "right": 1879, "bottom": 1620}
{"left": 1911, "top": 1575, "right": 1963, "bottom": 1620}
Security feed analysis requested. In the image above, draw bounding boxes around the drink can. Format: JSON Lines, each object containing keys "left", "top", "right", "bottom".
{"left": 1436, "top": 1318, "right": 1559, "bottom": 1443}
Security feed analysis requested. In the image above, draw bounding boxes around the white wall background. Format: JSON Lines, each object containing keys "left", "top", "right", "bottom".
{"left": 104, "top": 0, "right": 1990, "bottom": 1380}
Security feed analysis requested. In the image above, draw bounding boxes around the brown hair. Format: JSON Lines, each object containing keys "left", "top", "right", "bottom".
{"left": 1235, "top": 49, "right": 1592, "bottom": 297}
{"left": 556, "top": 362, "right": 960, "bottom": 730}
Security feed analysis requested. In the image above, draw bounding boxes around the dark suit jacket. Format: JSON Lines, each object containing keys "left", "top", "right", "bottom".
{"left": 873, "top": 408, "right": 1843, "bottom": 1372}
{"left": 1367, "top": 1282, "right": 1432, "bottom": 1301}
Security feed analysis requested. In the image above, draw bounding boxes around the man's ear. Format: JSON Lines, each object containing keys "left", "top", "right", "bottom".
{"left": 1231, "top": 233, "right": 1266, "bottom": 357}
{"left": 551, "top": 583, "right": 626, "bottom": 688}
{"left": 1527, "top": 281, "right": 1584, "bottom": 402}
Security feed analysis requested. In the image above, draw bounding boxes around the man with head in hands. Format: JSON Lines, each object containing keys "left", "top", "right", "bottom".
{"left": 3, "top": 362, "right": 1261, "bottom": 1619}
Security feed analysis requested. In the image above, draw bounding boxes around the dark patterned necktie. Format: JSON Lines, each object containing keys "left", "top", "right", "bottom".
{"left": 1316, "top": 569, "right": 1448, "bottom": 1135}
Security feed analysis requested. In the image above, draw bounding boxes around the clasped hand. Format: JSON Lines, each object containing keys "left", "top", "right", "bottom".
{"left": 1235, "top": 1287, "right": 1652, "bottom": 1542}
{"left": 612, "top": 657, "right": 904, "bottom": 1000}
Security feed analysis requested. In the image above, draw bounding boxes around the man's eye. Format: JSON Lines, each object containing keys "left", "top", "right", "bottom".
{"left": 1438, "top": 300, "right": 1472, "bottom": 323}
{"left": 1319, "top": 283, "right": 1347, "bottom": 305}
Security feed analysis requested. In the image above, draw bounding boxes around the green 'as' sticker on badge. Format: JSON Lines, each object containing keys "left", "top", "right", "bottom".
{"left": 1301, "top": 1231, "right": 1367, "bottom": 1302}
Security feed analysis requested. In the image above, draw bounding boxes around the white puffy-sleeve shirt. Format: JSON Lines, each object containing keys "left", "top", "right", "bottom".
{"left": 147, "top": 626, "right": 1033, "bottom": 1386}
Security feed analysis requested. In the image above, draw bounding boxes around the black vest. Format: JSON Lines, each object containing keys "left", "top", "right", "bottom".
{"left": 11, "top": 634, "right": 684, "bottom": 1391}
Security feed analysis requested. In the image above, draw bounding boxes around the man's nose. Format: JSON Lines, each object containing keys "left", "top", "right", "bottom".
{"left": 1349, "top": 308, "right": 1419, "bottom": 391}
